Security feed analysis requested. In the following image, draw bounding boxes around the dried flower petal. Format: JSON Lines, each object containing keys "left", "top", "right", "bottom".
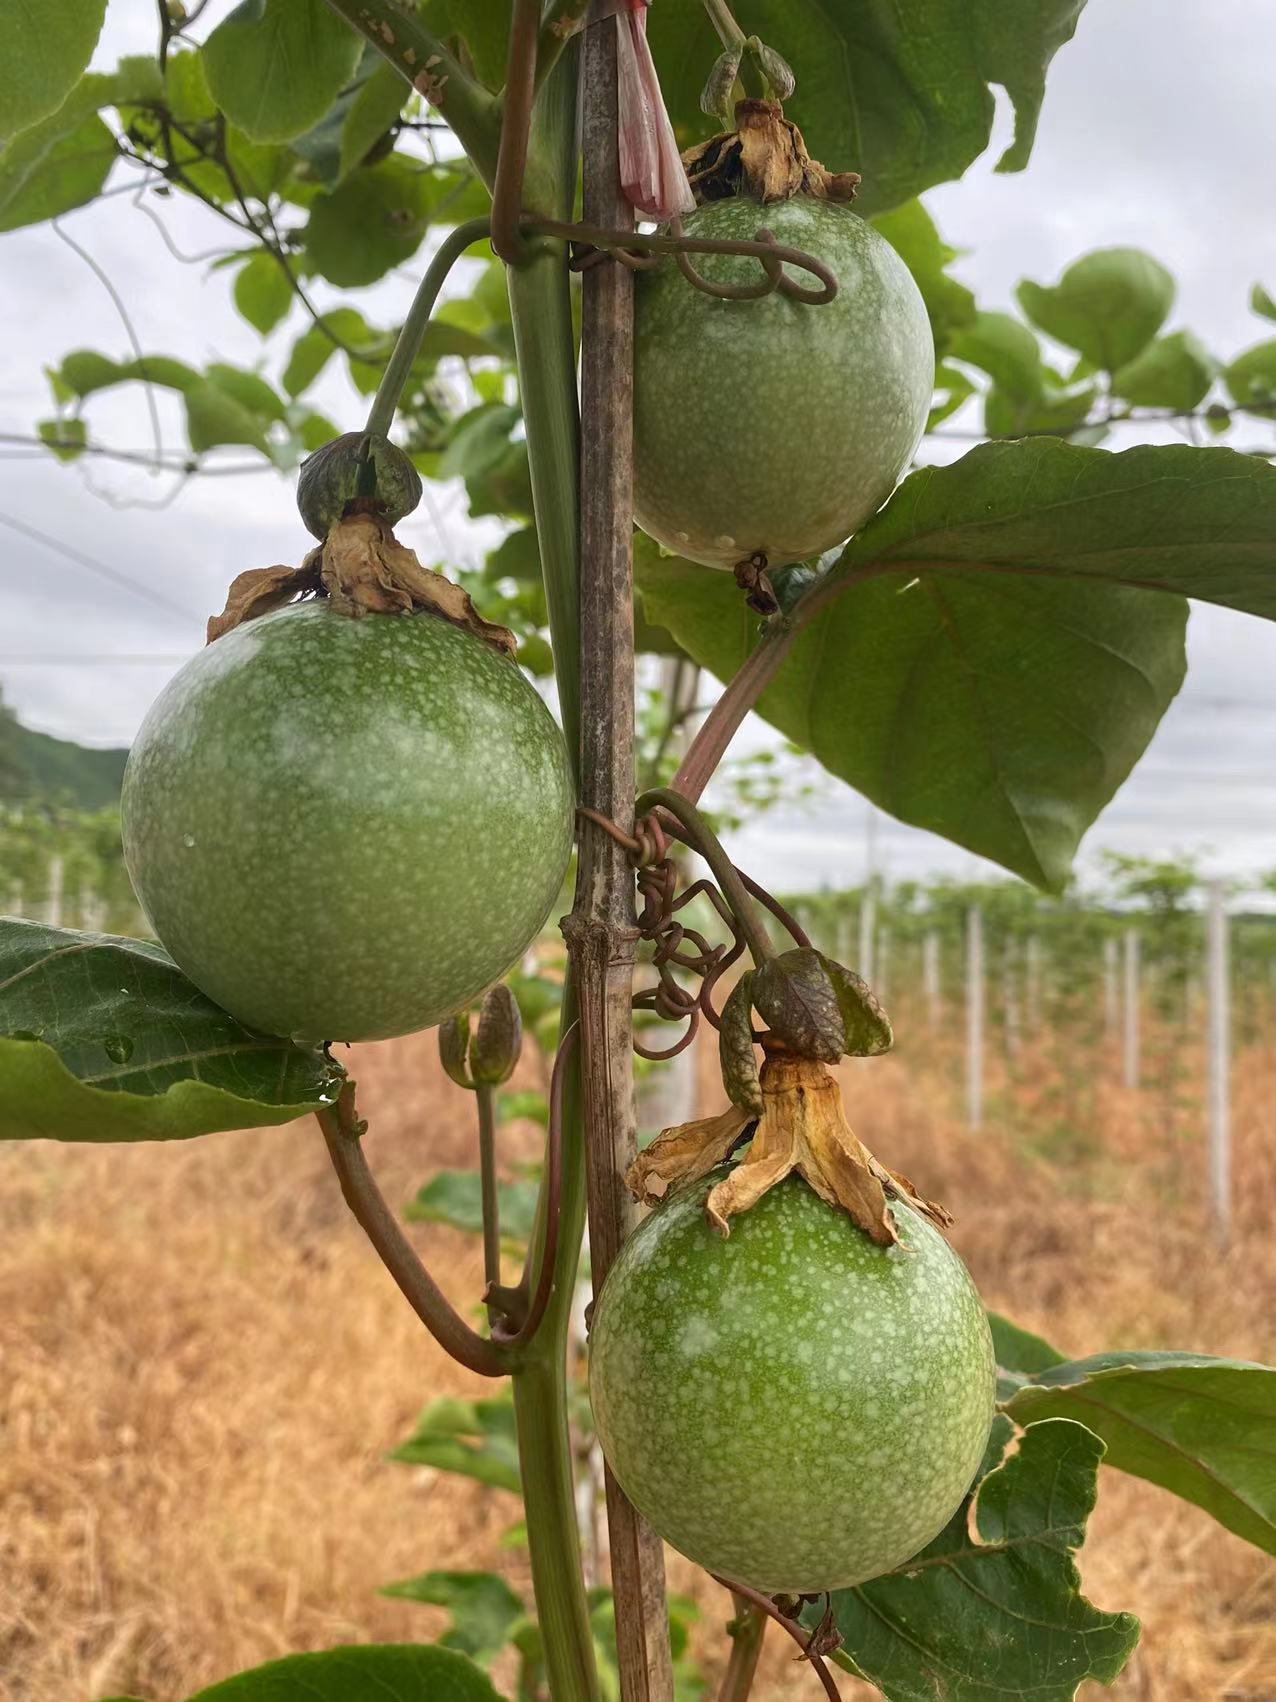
{"left": 627, "top": 1104, "right": 753, "bottom": 1205}
{"left": 615, "top": 4, "right": 695, "bottom": 219}
{"left": 683, "top": 99, "right": 861, "bottom": 207}
{"left": 205, "top": 555, "right": 321, "bottom": 644}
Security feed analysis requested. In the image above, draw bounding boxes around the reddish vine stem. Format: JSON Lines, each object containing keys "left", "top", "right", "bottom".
{"left": 710, "top": 1578, "right": 842, "bottom": 1701}
{"left": 316, "top": 1082, "right": 510, "bottom": 1378}
{"left": 491, "top": 0, "right": 540, "bottom": 263}
{"left": 669, "top": 622, "right": 798, "bottom": 803}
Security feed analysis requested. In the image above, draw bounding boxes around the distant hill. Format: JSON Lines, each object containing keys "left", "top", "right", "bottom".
{"left": 0, "top": 703, "right": 127, "bottom": 810}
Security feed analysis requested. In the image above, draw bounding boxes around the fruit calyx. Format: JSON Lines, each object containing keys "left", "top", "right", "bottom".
{"left": 627, "top": 1045, "right": 949, "bottom": 1245}
{"left": 683, "top": 99, "right": 861, "bottom": 207}
{"left": 205, "top": 513, "right": 516, "bottom": 656}
{"left": 296, "top": 430, "right": 422, "bottom": 542}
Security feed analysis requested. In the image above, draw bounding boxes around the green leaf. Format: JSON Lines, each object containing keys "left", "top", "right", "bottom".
{"left": 391, "top": 1394, "right": 521, "bottom": 1493}
{"left": 201, "top": 0, "right": 363, "bottom": 144}
{"left": 0, "top": 918, "right": 342, "bottom": 1142}
{"left": 926, "top": 362, "right": 976, "bottom": 431}
{"left": 648, "top": 1, "right": 1086, "bottom": 216}
{"left": 405, "top": 1169, "right": 541, "bottom": 1246}
{"left": 0, "top": 79, "right": 115, "bottom": 231}
{"left": 338, "top": 59, "right": 407, "bottom": 180}
{"left": 57, "top": 349, "right": 201, "bottom": 397}
{"left": 637, "top": 536, "right": 1187, "bottom": 893}
{"left": 989, "top": 1311, "right": 1066, "bottom": 1393}
{"left": 205, "top": 362, "right": 286, "bottom": 422}
{"left": 1017, "top": 247, "right": 1175, "bottom": 371}
{"left": 233, "top": 252, "right": 293, "bottom": 336}
{"left": 186, "top": 1644, "right": 502, "bottom": 1701}
{"left": 1251, "top": 283, "right": 1276, "bottom": 324}
{"left": 984, "top": 379, "right": 1095, "bottom": 439}
{"left": 304, "top": 154, "right": 434, "bottom": 286}
{"left": 949, "top": 310, "right": 1044, "bottom": 403}
{"left": 809, "top": 1419, "right": 1139, "bottom": 1702}
{"left": 1224, "top": 340, "right": 1276, "bottom": 417}
{"left": 109, "top": 54, "right": 165, "bottom": 109}
{"left": 871, "top": 200, "right": 976, "bottom": 356}
{"left": 835, "top": 440, "right": 1276, "bottom": 622}
{"left": 1112, "top": 330, "right": 1217, "bottom": 410}
{"left": 282, "top": 308, "right": 379, "bottom": 396}
{"left": 420, "top": 0, "right": 509, "bottom": 90}
{"left": 1001, "top": 1348, "right": 1276, "bottom": 1556}
{"left": 184, "top": 379, "right": 270, "bottom": 454}
{"left": 37, "top": 416, "right": 85, "bottom": 462}
{"left": 0, "top": 0, "right": 106, "bottom": 142}
{"left": 380, "top": 1571, "right": 524, "bottom": 1663}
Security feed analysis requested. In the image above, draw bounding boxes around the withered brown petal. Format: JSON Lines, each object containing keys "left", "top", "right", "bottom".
{"left": 868, "top": 1155, "right": 953, "bottom": 1232}
{"left": 704, "top": 1108, "right": 797, "bottom": 1234}
{"left": 205, "top": 557, "right": 320, "bottom": 644}
{"left": 626, "top": 1104, "right": 753, "bottom": 1207}
{"left": 320, "top": 514, "right": 518, "bottom": 655}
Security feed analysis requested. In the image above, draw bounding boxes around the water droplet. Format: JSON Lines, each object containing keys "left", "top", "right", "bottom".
{"left": 181, "top": 833, "right": 197, "bottom": 849}
{"left": 104, "top": 1035, "right": 134, "bottom": 1064}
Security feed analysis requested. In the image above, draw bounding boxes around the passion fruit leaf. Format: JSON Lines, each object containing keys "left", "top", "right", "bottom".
{"left": 808, "top": 1418, "right": 1139, "bottom": 1702}
{"left": 872, "top": 199, "right": 976, "bottom": 357}
{"left": 55, "top": 349, "right": 200, "bottom": 398}
{"left": 989, "top": 1311, "right": 1066, "bottom": 1394}
{"left": 648, "top": 0, "right": 1085, "bottom": 216}
{"left": 0, "top": 919, "right": 342, "bottom": 1142}
{"left": 337, "top": 58, "right": 407, "bottom": 180}
{"left": 283, "top": 309, "right": 382, "bottom": 396}
{"left": 233, "top": 252, "right": 293, "bottom": 337}
{"left": 185, "top": 1644, "right": 502, "bottom": 1701}
{"left": 1224, "top": 340, "right": 1276, "bottom": 417}
{"left": 420, "top": 0, "right": 510, "bottom": 90}
{"left": 637, "top": 535, "right": 1186, "bottom": 893}
{"left": 1252, "top": 284, "right": 1276, "bottom": 324}
{"left": 1111, "top": 330, "right": 1217, "bottom": 411}
{"left": 405, "top": 1170, "right": 540, "bottom": 1248}
{"left": 379, "top": 1570, "right": 524, "bottom": 1663}
{"left": 390, "top": 1393, "right": 521, "bottom": 1494}
{"left": 1000, "top": 1349, "right": 1276, "bottom": 1556}
{"left": 0, "top": 81, "right": 115, "bottom": 231}
{"left": 304, "top": 155, "right": 436, "bottom": 286}
{"left": 202, "top": 0, "right": 363, "bottom": 145}
{"left": 1017, "top": 247, "right": 1175, "bottom": 372}
{"left": 983, "top": 377, "right": 1095, "bottom": 440}
{"left": 184, "top": 379, "right": 271, "bottom": 455}
{"left": 0, "top": 0, "right": 105, "bottom": 141}
{"left": 949, "top": 309, "right": 1045, "bottom": 403}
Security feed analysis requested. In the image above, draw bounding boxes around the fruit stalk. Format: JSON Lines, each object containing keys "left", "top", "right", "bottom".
{"left": 365, "top": 217, "right": 493, "bottom": 441}
{"left": 565, "top": 13, "right": 676, "bottom": 1699}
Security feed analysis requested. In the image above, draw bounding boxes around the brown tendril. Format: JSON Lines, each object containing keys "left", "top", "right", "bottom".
{"left": 710, "top": 1577, "right": 843, "bottom": 1702}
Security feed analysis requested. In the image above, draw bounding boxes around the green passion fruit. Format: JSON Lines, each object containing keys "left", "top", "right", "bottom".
{"left": 122, "top": 601, "right": 574, "bottom": 1044}
{"left": 632, "top": 196, "right": 934, "bottom": 571}
{"left": 589, "top": 1172, "right": 995, "bottom": 1594}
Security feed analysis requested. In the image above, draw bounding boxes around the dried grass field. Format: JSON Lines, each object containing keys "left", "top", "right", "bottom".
{"left": 2, "top": 1009, "right": 1274, "bottom": 1701}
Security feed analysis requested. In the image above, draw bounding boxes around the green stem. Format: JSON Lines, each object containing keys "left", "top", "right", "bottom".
{"left": 476, "top": 1083, "right": 502, "bottom": 1299}
{"left": 510, "top": 974, "right": 597, "bottom": 1701}
{"left": 501, "top": 38, "right": 598, "bottom": 1702}
{"left": 320, "top": 0, "right": 502, "bottom": 184}
{"left": 717, "top": 1598, "right": 767, "bottom": 1702}
{"left": 365, "top": 216, "right": 493, "bottom": 440}
{"left": 637, "top": 786, "right": 776, "bottom": 965}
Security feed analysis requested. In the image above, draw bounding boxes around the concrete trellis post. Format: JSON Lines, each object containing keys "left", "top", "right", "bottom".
{"left": 1002, "top": 937, "right": 1020, "bottom": 1061}
{"left": 46, "top": 855, "right": 64, "bottom": 928}
{"left": 1206, "top": 881, "right": 1231, "bottom": 1246}
{"left": 876, "top": 926, "right": 891, "bottom": 1010}
{"left": 858, "top": 885, "right": 877, "bottom": 985}
{"left": 1103, "top": 936, "right": 1119, "bottom": 1043}
{"left": 923, "top": 929, "right": 942, "bottom": 1029}
{"left": 1025, "top": 934, "right": 1042, "bottom": 1034}
{"left": 1122, "top": 930, "right": 1141, "bottom": 1090}
{"left": 966, "top": 907, "right": 984, "bottom": 1130}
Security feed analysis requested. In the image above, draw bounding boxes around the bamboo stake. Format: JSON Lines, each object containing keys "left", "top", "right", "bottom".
{"left": 567, "top": 16, "right": 674, "bottom": 1698}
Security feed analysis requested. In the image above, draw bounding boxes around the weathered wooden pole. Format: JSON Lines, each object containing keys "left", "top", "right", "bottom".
{"left": 569, "top": 15, "right": 675, "bottom": 1698}
{"left": 1206, "top": 880, "right": 1231, "bottom": 1246}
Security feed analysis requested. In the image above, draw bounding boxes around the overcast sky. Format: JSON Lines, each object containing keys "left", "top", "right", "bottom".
{"left": 3, "top": 1, "right": 1275, "bottom": 893}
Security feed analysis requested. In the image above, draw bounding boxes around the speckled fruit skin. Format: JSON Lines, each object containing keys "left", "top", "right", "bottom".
{"left": 589, "top": 1172, "right": 995, "bottom": 1594}
{"left": 122, "top": 601, "right": 573, "bottom": 1044}
{"left": 633, "top": 197, "right": 934, "bottom": 571}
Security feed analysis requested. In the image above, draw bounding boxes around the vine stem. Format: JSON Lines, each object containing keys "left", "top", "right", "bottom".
{"left": 365, "top": 216, "right": 493, "bottom": 439}
{"left": 316, "top": 1082, "right": 509, "bottom": 1378}
{"left": 717, "top": 1598, "right": 767, "bottom": 1702}
{"left": 637, "top": 787, "right": 776, "bottom": 965}
{"left": 710, "top": 1578, "right": 842, "bottom": 1701}
{"left": 319, "top": 0, "right": 501, "bottom": 183}
{"left": 475, "top": 1084, "right": 502, "bottom": 1298}
{"left": 669, "top": 618, "right": 797, "bottom": 803}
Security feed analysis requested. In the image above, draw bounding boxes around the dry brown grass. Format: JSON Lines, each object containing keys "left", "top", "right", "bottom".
{"left": 2, "top": 1019, "right": 1274, "bottom": 1701}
